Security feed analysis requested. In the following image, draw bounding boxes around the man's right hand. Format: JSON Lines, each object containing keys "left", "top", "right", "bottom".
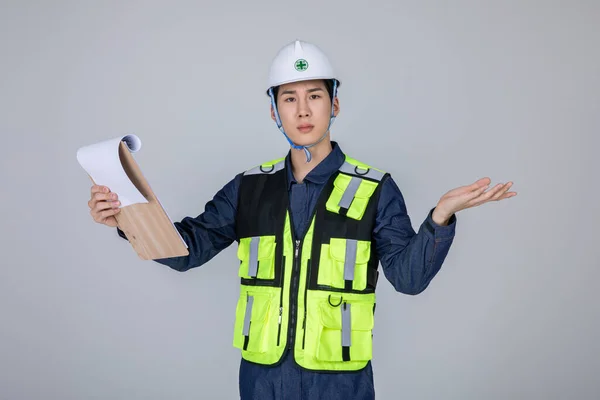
{"left": 89, "top": 185, "right": 121, "bottom": 227}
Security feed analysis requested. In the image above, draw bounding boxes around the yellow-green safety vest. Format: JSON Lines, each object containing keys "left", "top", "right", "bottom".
{"left": 232, "top": 155, "right": 387, "bottom": 372}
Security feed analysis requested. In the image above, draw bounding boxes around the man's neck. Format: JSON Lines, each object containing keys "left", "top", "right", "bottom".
{"left": 290, "top": 137, "right": 333, "bottom": 183}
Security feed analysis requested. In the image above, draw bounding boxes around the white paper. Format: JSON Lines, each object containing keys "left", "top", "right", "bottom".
{"left": 76, "top": 134, "right": 148, "bottom": 207}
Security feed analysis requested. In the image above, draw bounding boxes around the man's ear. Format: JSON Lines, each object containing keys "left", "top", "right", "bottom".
{"left": 271, "top": 104, "right": 276, "bottom": 122}
{"left": 333, "top": 97, "right": 340, "bottom": 117}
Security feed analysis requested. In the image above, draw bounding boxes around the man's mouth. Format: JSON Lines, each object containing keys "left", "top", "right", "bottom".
{"left": 297, "top": 124, "right": 314, "bottom": 133}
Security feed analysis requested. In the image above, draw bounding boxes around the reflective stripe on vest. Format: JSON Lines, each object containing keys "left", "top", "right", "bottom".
{"left": 338, "top": 160, "right": 385, "bottom": 181}
{"left": 243, "top": 294, "right": 254, "bottom": 336}
{"left": 244, "top": 158, "right": 285, "bottom": 176}
{"left": 248, "top": 237, "right": 260, "bottom": 278}
{"left": 344, "top": 239, "right": 358, "bottom": 282}
{"left": 342, "top": 302, "right": 352, "bottom": 361}
{"left": 338, "top": 176, "right": 362, "bottom": 209}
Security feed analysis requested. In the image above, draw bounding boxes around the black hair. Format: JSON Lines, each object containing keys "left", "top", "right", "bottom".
{"left": 272, "top": 78, "right": 338, "bottom": 105}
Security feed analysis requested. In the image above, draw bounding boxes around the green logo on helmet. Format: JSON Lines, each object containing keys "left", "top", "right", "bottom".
{"left": 294, "top": 59, "right": 308, "bottom": 72}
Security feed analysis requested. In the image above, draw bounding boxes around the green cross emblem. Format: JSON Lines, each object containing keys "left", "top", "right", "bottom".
{"left": 294, "top": 59, "right": 308, "bottom": 71}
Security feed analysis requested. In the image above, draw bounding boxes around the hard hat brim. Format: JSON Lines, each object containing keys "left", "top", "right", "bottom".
{"left": 266, "top": 77, "right": 341, "bottom": 96}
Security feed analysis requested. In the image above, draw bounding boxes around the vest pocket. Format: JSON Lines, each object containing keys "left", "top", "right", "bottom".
{"left": 317, "top": 238, "right": 370, "bottom": 291}
{"left": 233, "top": 290, "right": 274, "bottom": 354}
{"left": 237, "top": 235, "right": 276, "bottom": 280}
{"left": 325, "top": 174, "right": 378, "bottom": 220}
{"left": 315, "top": 299, "right": 374, "bottom": 362}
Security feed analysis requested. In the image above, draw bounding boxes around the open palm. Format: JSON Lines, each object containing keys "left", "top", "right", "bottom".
{"left": 438, "top": 177, "right": 517, "bottom": 216}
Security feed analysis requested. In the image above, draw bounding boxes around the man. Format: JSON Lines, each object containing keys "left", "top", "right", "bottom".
{"left": 87, "top": 40, "right": 516, "bottom": 399}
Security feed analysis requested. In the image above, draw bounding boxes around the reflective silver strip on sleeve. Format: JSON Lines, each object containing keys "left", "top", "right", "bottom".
{"left": 338, "top": 176, "right": 362, "bottom": 209}
{"left": 339, "top": 161, "right": 385, "bottom": 181}
{"left": 344, "top": 239, "right": 358, "bottom": 281}
{"left": 243, "top": 295, "right": 254, "bottom": 336}
{"left": 342, "top": 302, "right": 351, "bottom": 347}
{"left": 248, "top": 237, "right": 260, "bottom": 278}
{"left": 244, "top": 160, "right": 285, "bottom": 175}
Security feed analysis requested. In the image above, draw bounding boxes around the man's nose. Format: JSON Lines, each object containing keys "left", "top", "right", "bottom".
{"left": 298, "top": 99, "right": 311, "bottom": 117}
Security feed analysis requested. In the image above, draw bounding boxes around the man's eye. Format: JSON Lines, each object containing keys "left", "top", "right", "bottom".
{"left": 285, "top": 97, "right": 295, "bottom": 102}
{"left": 310, "top": 94, "right": 321, "bottom": 99}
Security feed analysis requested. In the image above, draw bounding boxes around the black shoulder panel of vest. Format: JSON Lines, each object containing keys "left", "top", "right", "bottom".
{"left": 235, "top": 167, "right": 288, "bottom": 288}
{"left": 236, "top": 168, "right": 288, "bottom": 240}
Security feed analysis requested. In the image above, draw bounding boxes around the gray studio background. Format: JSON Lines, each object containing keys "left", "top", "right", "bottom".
{"left": 1, "top": 1, "right": 598, "bottom": 399}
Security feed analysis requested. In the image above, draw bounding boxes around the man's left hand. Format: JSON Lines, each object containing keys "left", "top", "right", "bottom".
{"left": 432, "top": 177, "right": 517, "bottom": 225}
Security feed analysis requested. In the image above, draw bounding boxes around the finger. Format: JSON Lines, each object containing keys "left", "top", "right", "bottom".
{"left": 466, "top": 183, "right": 490, "bottom": 201}
{"left": 91, "top": 185, "right": 110, "bottom": 195}
{"left": 103, "top": 216, "right": 118, "bottom": 227}
{"left": 89, "top": 194, "right": 106, "bottom": 209}
{"left": 89, "top": 187, "right": 104, "bottom": 208}
{"left": 490, "top": 182, "right": 512, "bottom": 201}
{"left": 471, "top": 189, "right": 516, "bottom": 207}
{"left": 490, "top": 182, "right": 513, "bottom": 200}
{"left": 92, "top": 202, "right": 111, "bottom": 218}
{"left": 89, "top": 187, "right": 118, "bottom": 209}
{"left": 467, "top": 183, "right": 503, "bottom": 206}
{"left": 484, "top": 183, "right": 506, "bottom": 198}
{"left": 93, "top": 191, "right": 118, "bottom": 203}
{"left": 99, "top": 207, "right": 121, "bottom": 220}
{"left": 468, "top": 177, "right": 491, "bottom": 190}
{"left": 446, "top": 180, "right": 487, "bottom": 197}
{"left": 457, "top": 177, "right": 491, "bottom": 196}
{"left": 95, "top": 199, "right": 120, "bottom": 213}
{"left": 90, "top": 192, "right": 106, "bottom": 207}
{"left": 94, "top": 209, "right": 119, "bottom": 225}
{"left": 498, "top": 191, "right": 517, "bottom": 200}
{"left": 475, "top": 183, "right": 513, "bottom": 205}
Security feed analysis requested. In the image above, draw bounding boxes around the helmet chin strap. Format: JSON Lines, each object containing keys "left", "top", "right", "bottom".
{"left": 269, "top": 80, "right": 338, "bottom": 163}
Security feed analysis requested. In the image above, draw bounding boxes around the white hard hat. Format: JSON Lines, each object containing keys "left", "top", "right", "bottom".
{"left": 266, "top": 40, "right": 341, "bottom": 95}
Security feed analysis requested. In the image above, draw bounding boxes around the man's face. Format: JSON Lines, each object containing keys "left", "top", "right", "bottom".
{"left": 271, "top": 79, "right": 340, "bottom": 147}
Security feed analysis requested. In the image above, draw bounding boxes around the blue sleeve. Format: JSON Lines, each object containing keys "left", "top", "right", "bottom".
{"left": 117, "top": 172, "right": 243, "bottom": 272}
{"left": 373, "top": 175, "right": 457, "bottom": 295}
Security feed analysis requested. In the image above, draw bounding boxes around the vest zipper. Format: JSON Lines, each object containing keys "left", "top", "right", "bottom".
{"left": 285, "top": 178, "right": 333, "bottom": 353}
{"left": 276, "top": 251, "right": 286, "bottom": 346}
{"left": 277, "top": 305, "right": 282, "bottom": 346}
{"left": 301, "top": 257, "right": 310, "bottom": 349}
{"left": 287, "top": 239, "right": 302, "bottom": 350}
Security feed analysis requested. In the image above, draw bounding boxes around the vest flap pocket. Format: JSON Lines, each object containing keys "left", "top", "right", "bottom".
{"left": 329, "top": 238, "right": 371, "bottom": 265}
{"left": 318, "top": 239, "right": 370, "bottom": 291}
{"left": 325, "top": 174, "right": 351, "bottom": 214}
{"left": 326, "top": 174, "right": 379, "bottom": 220}
{"left": 319, "top": 300, "right": 343, "bottom": 329}
{"left": 249, "top": 293, "right": 272, "bottom": 323}
{"left": 237, "top": 235, "right": 276, "bottom": 280}
{"left": 331, "top": 173, "right": 377, "bottom": 199}
{"left": 233, "top": 291, "right": 274, "bottom": 353}
{"left": 316, "top": 300, "right": 374, "bottom": 362}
